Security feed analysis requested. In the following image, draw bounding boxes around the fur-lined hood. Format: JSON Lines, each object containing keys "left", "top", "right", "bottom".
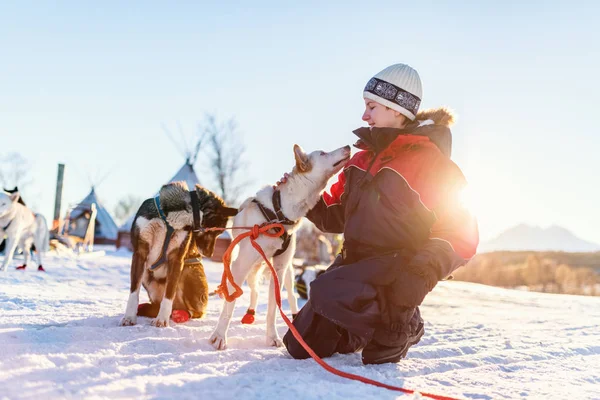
{"left": 414, "top": 107, "right": 455, "bottom": 128}
{"left": 353, "top": 107, "right": 456, "bottom": 157}
{"left": 411, "top": 107, "right": 455, "bottom": 157}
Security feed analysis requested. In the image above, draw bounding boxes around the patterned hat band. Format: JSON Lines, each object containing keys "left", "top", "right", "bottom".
{"left": 364, "top": 77, "right": 421, "bottom": 116}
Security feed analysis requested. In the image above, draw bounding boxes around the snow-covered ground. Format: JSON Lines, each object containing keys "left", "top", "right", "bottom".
{"left": 1, "top": 249, "right": 599, "bottom": 400}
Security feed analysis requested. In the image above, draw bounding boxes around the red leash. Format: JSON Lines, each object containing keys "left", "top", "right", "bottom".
{"left": 209, "top": 224, "right": 462, "bottom": 400}
{"left": 212, "top": 223, "right": 286, "bottom": 302}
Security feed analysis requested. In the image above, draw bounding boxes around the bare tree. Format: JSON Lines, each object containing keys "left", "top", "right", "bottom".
{"left": 0, "top": 152, "right": 32, "bottom": 191}
{"left": 113, "top": 194, "right": 143, "bottom": 226}
{"left": 162, "top": 122, "right": 206, "bottom": 167}
{"left": 200, "top": 114, "right": 248, "bottom": 205}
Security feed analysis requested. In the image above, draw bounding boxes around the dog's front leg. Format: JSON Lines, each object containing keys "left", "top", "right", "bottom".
{"left": 34, "top": 240, "right": 44, "bottom": 269}
{"left": 209, "top": 240, "right": 263, "bottom": 350}
{"left": 120, "top": 241, "right": 149, "bottom": 326}
{"left": 21, "top": 241, "right": 33, "bottom": 269}
{"left": 209, "top": 292, "right": 238, "bottom": 350}
{"left": 36, "top": 249, "right": 44, "bottom": 270}
{"left": 266, "top": 258, "right": 288, "bottom": 347}
{"left": 284, "top": 265, "right": 299, "bottom": 316}
{"left": 1, "top": 234, "right": 19, "bottom": 272}
{"left": 241, "top": 264, "right": 263, "bottom": 324}
{"left": 152, "top": 232, "right": 190, "bottom": 328}
{"left": 282, "top": 238, "right": 299, "bottom": 316}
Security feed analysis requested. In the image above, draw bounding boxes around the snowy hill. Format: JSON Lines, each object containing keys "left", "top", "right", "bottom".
{"left": 480, "top": 224, "right": 600, "bottom": 253}
{"left": 1, "top": 250, "right": 599, "bottom": 399}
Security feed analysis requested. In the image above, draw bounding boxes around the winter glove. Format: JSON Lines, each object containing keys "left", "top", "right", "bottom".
{"left": 372, "top": 255, "right": 432, "bottom": 346}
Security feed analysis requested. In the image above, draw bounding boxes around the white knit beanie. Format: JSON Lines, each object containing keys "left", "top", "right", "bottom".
{"left": 363, "top": 63, "right": 423, "bottom": 121}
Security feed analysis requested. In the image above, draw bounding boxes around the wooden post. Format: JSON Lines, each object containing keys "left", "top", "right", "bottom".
{"left": 52, "top": 164, "right": 65, "bottom": 231}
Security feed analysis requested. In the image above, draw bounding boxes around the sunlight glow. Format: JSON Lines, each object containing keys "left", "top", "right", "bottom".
{"left": 458, "top": 185, "right": 481, "bottom": 218}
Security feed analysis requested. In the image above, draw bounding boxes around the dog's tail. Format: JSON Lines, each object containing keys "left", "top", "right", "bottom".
{"left": 34, "top": 214, "right": 50, "bottom": 252}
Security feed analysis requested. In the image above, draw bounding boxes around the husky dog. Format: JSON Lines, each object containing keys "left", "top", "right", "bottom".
{"left": 294, "top": 265, "right": 327, "bottom": 300}
{"left": 0, "top": 187, "right": 27, "bottom": 254}
{"left": 3, "top": 187, "right": 26, "bottom": 205}
{"left": 0, "top": 190, "right": 49, "bottom": 272}
{"left": 209, "top": 144, "right": 351, "bottom": 350}
{"left": 120, "top": 182, "right": 237, "bottom": 328}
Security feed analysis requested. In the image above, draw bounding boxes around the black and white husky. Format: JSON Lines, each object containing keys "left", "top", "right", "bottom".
{"left": 0, "top": 190, "right": 49, "bottom": 272}
{"left": 209, "top": 144, "right": 351, "bottom": 350}
{"left": 120, "top": 182, "right": 237, "bottom": 328}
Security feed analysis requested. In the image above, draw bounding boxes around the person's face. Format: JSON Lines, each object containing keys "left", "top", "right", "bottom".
{"left": 362, "top": 98, "right": 407, "bottom": 129}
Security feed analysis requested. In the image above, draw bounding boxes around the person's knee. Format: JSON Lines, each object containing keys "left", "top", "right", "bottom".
{"left": 283, "top": 330, "right": 310, "bottom": 359}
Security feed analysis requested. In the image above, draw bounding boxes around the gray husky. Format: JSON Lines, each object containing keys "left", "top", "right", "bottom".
{"left": 0, "top": 190, "right": 49, "bottom": 272}
{"left": 120, "top": 182, "right": 237, "bottom": 327}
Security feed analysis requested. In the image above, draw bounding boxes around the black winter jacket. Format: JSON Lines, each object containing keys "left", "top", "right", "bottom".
{"left": 307, "top": 108, "right": 479, "bottom": 288}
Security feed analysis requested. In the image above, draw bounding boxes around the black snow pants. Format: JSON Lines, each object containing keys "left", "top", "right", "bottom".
{"left": 283, "top": 249, "right": 431, "bottom": 364}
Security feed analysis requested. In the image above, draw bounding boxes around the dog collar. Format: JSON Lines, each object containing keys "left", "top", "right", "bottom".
{"left": 189, "top": 190, "right": 203, "bottom": 234}
{"left": 272, "top": 190, "right": 296, "bottom": 225}
{"left": 252, "top": 191, "right": 296, "bottom": 227}
{"left": 251, "top": 190, "right": 297, "bottom": 257}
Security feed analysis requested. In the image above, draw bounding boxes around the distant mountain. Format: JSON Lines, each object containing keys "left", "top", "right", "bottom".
{"left": 479, "top": 224, "right": 600, "bottom": 253}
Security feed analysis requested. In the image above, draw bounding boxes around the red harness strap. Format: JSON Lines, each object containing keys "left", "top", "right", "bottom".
{"left": 209, "top": 224, "right": 462, "bottom": 400}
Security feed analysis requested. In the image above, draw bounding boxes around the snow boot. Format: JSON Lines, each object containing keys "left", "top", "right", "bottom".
{"left": 335, "top": 328, "right": 369, "bottom": 355}
{"left": 361, "top": 320, "right": 424, "bottom": 365}
{"left": 171, "top": 309, "right": 191, "bottom": 323}
{"left": 241, "top": 309, "right": 255, "bottom": 324}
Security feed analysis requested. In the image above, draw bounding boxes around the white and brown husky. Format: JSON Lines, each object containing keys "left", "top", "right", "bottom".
{"left": 209, "top": 144, "right": 351, "bottom": 350}
{"left": 0, "top": 190, "right": 49, "bottom": 272}
{"left": 120, "top": 182, "right": 237, "bottom": 328}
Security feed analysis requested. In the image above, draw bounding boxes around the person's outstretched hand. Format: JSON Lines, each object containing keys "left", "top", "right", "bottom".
{"left": 273, "top": 172, "right": 290, "bottom": 188}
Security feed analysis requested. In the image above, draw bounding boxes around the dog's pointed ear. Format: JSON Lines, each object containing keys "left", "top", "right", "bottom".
{"left": 223, "top": 207, "right": 238, "bottom": 217}
{"left": 294, "top": 144, "right": 310, "bottom": 172}
{"left": 9, "top": 191, "right": 20, "bottom": 203}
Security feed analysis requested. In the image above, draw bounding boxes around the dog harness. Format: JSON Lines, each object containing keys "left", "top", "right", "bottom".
{"left": 150, "top": 190, "right": 203, "bottom": 270}
{"left": 252, "top": 190, "right": 296, "bottom": 257}
{"left": 1, "top": 219, "right": 12, "bottom": 231}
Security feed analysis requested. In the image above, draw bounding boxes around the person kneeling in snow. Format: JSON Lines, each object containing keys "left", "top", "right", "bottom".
{"left": 282, "top": 64, "right": 479, "bottom": 365}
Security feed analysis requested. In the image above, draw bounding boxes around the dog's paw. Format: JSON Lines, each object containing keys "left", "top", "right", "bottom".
{"left": 120, "top": 315, "right": 137, "bottom": 326}
{"left": 151, "top": 317, "right": 169, "bottom": 328}
{"left": 209, "top": 331, "right": 228, "bottom": 350}
{"left": 266, "top": 335, "right": 284, "bottom": 348}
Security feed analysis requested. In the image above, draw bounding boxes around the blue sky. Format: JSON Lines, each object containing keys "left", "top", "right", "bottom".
{"left": 1, "top": 1, "right": 599, "bottom": 243}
